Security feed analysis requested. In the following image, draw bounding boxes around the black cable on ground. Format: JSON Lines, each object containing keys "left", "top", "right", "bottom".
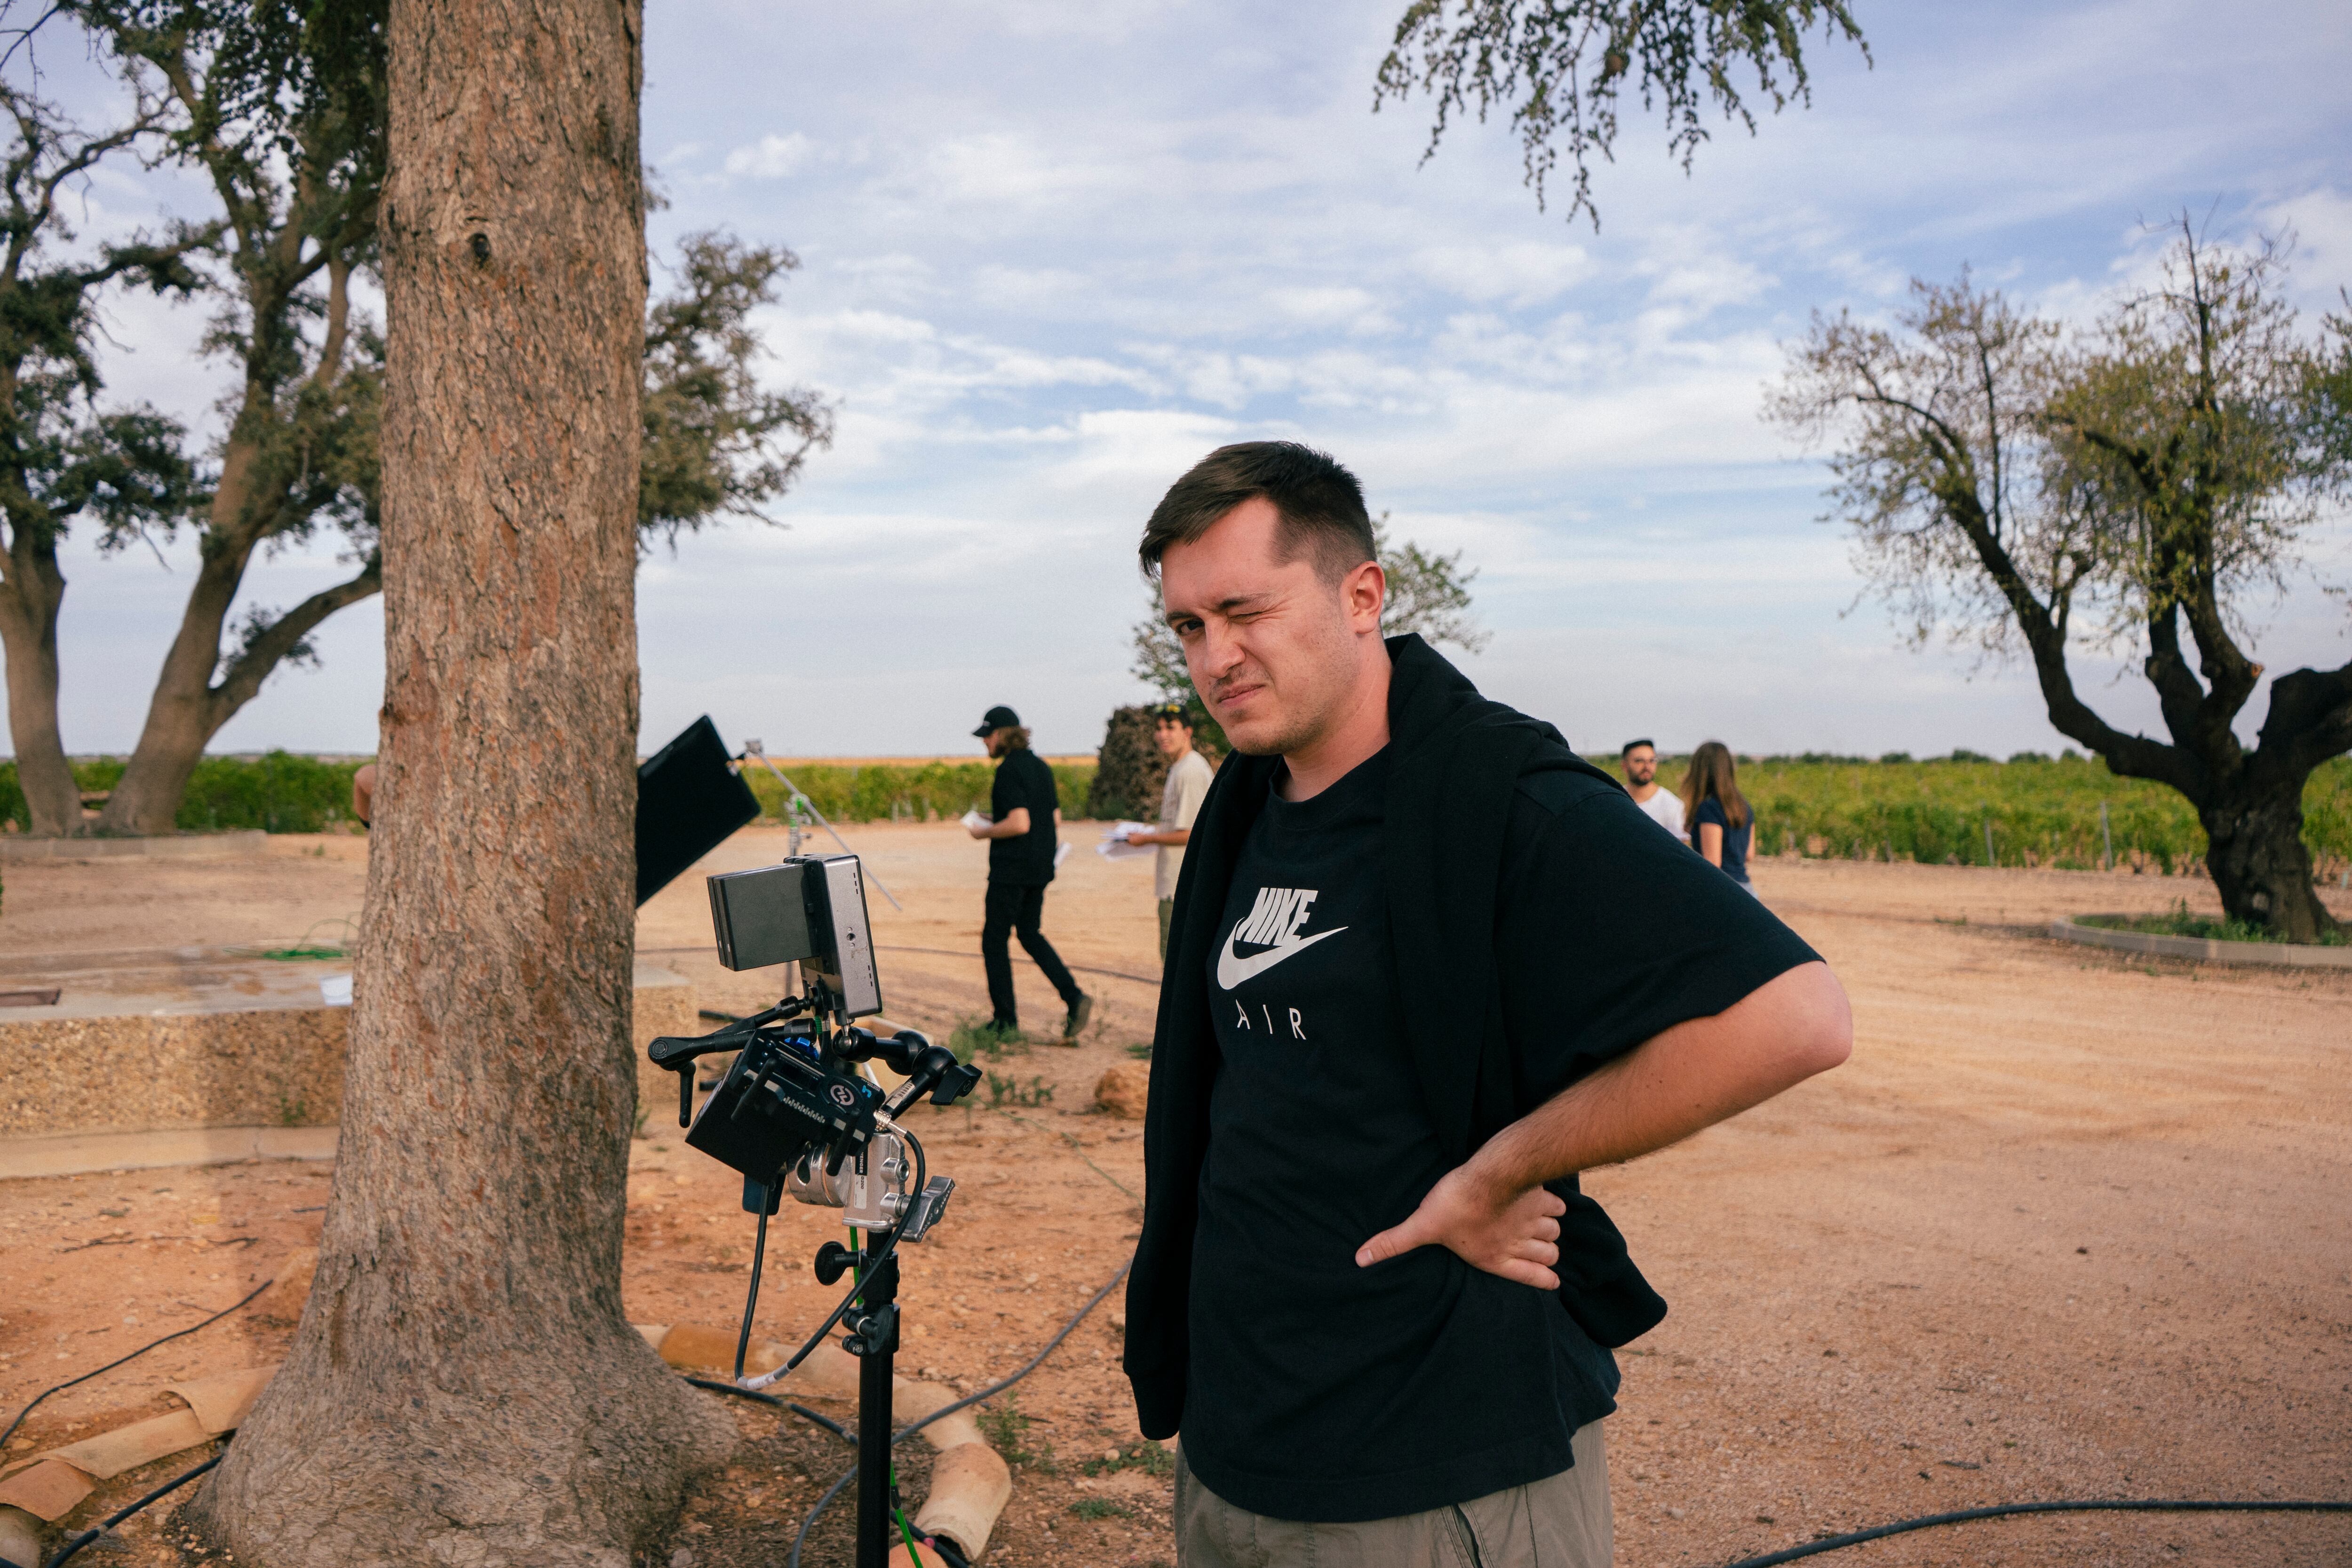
{"left": 872, "top": 944, "right": 1164, "bottom": 989}
{"left": 1718, "top": 1497, "right": 2352, "bottom": 1567}
{"left": 38, "top": 1450, "right": 223, "bottom": 1568}
{"left": 686, "top": 1376, "right": 784, "bottom": 1408}
{"left": 1, "top": 1279, "right": 272, "bottom": 1451}
{"left": 680, "top": 1378, "right": 852, "bottom": 1445}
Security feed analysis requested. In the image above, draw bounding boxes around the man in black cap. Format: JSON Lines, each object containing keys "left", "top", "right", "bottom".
{"left": 967, "top": 704, "right": 1092, "bottom": 1040}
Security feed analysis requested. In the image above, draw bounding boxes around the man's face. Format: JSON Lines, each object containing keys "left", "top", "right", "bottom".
{"left": 1154, "top": 719, "right": 1193, "bottom": 760}
{"left": 1624, "top": 746, "right": 1657, "bottom": 786}
{"left": 982, "top": 729, "right": 1008, "bottom": 758}
{"left": 1157, "top": 497, "right": 1383, "bottom": 758}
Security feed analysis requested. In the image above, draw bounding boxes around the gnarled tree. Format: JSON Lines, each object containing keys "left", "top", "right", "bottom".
{"left": 84, "top": 0, "right": 387, "bottom": 835}
{"left": 0, "top": 15, "right": 212, "bottom": 836}
{"left": 1771, "top": 221, "right": 2352, "bottom": 939}
{"left": 0, "top": 3, "right": 833, "bottom": 836}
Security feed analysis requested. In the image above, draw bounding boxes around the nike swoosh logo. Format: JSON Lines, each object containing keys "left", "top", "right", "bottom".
{"left": 1216, "top": 923, "right": 1348, "bottom": 990}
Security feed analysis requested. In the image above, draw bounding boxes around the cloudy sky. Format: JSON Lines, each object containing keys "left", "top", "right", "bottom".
{"left": 24, "top": 0, "right": 2352, "bottom": 760}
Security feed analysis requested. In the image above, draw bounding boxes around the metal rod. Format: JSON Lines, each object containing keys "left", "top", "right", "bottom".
{"left": 742, "top": 744, "right": 904, "bottom": 911}
{"left": 855, "top": 1249, "right": 900, "bottom": 1568}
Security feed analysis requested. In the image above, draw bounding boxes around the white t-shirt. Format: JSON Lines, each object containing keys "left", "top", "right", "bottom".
{"left": 1632, "top": 786, "right": 1685, "bottom": 838}
{"left": 1157, "top": 749, "right": 1216, "bottom": 901}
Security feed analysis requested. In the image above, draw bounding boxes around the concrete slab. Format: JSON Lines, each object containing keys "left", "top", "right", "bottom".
{"left": 0, "top": 1124, "right": 339, "bottom": 1180}
{"left": 0, "top": 956, "right": 695, "bottom": 1150}
{"left": 2050, "top": 915, "right": 2352, "bottom": 968}
{"left": 0, "top": 830, "right": 269, "bottom": 862}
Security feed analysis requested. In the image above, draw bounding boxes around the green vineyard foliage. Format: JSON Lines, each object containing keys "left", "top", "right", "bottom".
{"left": 5, "top": 752, "right": 2344, "bottom": 883}
{"left": 736, "top": 758, "right": 1091, "bottom": 827}
{"left": 0, "top": 753, "right": 367, "bottom": 834}
{"left": 1603, "top": 753, "right": 2352, "bottom": 876}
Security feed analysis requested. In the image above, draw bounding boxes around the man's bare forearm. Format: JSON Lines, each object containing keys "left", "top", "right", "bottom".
{"left": 1463, "top": 961, "right": 1851, "bottom": 1199}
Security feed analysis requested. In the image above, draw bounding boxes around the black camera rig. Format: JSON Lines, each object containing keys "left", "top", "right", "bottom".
{"left": 647, "top": 854, "right": 981, "bottom": 1568}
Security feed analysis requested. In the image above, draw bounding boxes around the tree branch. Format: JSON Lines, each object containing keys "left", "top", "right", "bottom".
{"left": 2257, "top": 659, "right": 2352, "bottom": 780}
{"left": 1845, "top": 383, "right": 2206, "bottom": 798}
{"left": 208, "top": 557, "right": 381, "bottom": 721}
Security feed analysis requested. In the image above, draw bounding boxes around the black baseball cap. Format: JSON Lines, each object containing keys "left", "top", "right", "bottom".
{"left": 973, "top": 704, "right": 1020, "bottom": 738}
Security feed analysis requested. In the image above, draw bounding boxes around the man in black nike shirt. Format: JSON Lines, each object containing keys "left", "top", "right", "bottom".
{"left": 1124, "top": 442, "right": 1852, "bottom": 1567}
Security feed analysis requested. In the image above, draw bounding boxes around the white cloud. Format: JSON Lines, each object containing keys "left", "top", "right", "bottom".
{"left": 1413, "top": 241, "right": 1593, "bottom": 306}
{"left": 724, "top": 132, "right": 818, "bottom": 179}
{"left": 22, "top": 0, "right": 2351, "bottom": 756}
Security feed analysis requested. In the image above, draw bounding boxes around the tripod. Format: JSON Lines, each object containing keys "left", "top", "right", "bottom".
{"left": 817, "top": 1235, "right": 908, "bottom": 1568}
{"left": 656, "top": 996, "right": 978, "bottom": 1568}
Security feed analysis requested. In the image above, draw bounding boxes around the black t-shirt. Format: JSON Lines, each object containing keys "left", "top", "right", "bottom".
{"left": 988, "top": 748, "right": 1060, "bottom": 885}
{"left": 1183, "top": 748, "right": 1819, "bottom": 1522}
{"left": 1692, "top": 796, "right": 1753, "bottom": 883}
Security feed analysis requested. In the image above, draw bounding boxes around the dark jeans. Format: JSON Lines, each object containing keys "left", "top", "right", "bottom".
{"left": 982, "top": 880, "right": 1081, "bottom": 1027}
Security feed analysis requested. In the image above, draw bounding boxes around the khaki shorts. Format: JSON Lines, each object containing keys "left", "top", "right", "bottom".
{"left": 1175, "top": 1420, "right": 1611, "bottom": 1568}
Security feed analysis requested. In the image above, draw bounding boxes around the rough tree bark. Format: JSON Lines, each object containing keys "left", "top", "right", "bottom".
{"left": 0, "top": 534, "right": 76, "bottom": 835}
{"left": 191, "top": 1, "right": 733, "bottom": 1561}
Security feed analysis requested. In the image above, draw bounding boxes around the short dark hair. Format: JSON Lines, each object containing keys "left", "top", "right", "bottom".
{"left": 1621, "top": 739, "right": 1655, "bottom": 758}
{"left": 1138, "top": 441, "right": 1375, "bottom": 582}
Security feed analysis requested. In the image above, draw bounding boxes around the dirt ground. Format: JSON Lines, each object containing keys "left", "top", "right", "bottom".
{"left": 2, "top": 825, "right": 2348, "bottom": 1568}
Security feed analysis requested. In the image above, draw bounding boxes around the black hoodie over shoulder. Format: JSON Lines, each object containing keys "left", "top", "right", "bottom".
{"left": 1123, "top": 636, "right": 1820, "bottom": 1519}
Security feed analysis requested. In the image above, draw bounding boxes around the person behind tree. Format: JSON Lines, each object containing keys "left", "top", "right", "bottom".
{"left": 965, "top": 705, "right": 1092, "bottom": 1041}
{"left": 1680, "top": 740, "right": 1756, "bottom": 893}
{"left": 1124, "top": 439, "right": 1850, "bottom": 1568}
{"left": 1120, "top": 700, "right": 1216, "bottom": 961}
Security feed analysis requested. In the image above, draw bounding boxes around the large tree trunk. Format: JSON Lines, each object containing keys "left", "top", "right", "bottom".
{"left": 192, "top": 1, "right": 731, "bottom": 1562}
{"left": 87, "top": 551, "right": 242, "bottom": 836}
{"left": 2202, "top": 775, "right": 2337, "bottom": 942}
{"left": 0, "top": 531, "right": 82, "bottom": 836}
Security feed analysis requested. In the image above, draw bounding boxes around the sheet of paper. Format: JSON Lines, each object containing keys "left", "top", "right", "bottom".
{"left": 959, "top": 810, "right": 989, "bottom": 832}
{"left": 1097, "top": 822, "right": 1155, "bottom": 861}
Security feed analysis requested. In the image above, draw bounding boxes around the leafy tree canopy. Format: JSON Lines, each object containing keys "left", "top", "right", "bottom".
{"left": 1769, "top": 217, "right": 2352, "bottom": 938}
{"left": 1375, "top": 0, "right": 1867, "bottom": 225}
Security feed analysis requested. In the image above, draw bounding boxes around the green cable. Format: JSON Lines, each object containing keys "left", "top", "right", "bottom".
{"left": 892, "top": 1472, "right": 926, "bottom": 1566}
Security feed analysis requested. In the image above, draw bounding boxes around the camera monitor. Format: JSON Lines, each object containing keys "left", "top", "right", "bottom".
{"left": 707, "top": 855, "right": 883, "bottom": 1018}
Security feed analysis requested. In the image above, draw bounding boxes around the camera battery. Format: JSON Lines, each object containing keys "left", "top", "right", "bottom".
{"left": 686, "top": 1036, "right": 884, "bottom": 1183}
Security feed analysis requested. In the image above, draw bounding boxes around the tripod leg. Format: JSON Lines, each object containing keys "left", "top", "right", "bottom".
{"left": 854, "top": 1250, "right": 900, "bottom": 1568}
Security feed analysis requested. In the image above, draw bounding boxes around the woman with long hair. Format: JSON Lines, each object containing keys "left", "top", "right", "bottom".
{"left": 1680, "top": 740, "right": 1757, "bottom": 892}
